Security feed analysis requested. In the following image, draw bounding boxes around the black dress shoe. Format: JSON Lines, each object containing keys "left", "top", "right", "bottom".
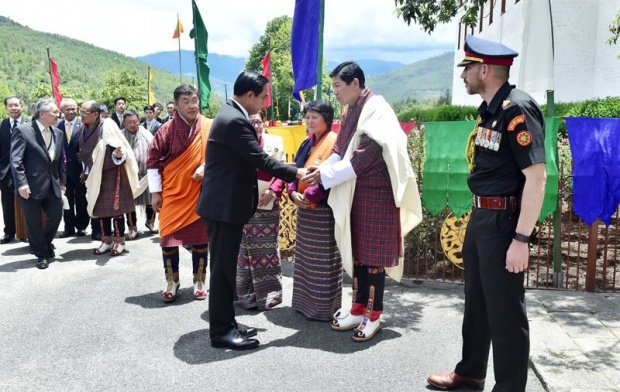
{"left": 211, "top": 329, "right": 259, "bottom": 350}
{"left": 36, "top": 257, "right": 49, "bottom": 270}
{"left": 0, "top": 235, "right": 14, "bottom": 244}
{"left": 59, "top": 231, "right": 75, "bottom": 238}
{"left": 76, "top": 230, "right": 86, "bottom": 237}
{"left": 91, "top": 233, "right": 102, "bottom": 241}
{"left": 237, "top": 325, "right": 258, "bottom": 338}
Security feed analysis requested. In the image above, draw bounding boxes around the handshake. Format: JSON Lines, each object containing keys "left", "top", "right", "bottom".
{"left": 296, "top": 165, "right": 320, "bottom": 185}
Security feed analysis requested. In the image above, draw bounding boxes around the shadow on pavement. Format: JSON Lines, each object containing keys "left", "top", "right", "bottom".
{"left": 125, "top": 287, "right": 197, "bottom": 308}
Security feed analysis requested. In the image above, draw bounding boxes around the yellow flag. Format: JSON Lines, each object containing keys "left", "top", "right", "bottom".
{"left": 172, "top": 16, "right": 184, "bottom": 39}
{"left": 148, "top": 68, "right": 155, "bottom": 105}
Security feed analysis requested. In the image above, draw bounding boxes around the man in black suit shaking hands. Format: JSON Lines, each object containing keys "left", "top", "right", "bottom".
{"left": 197, "top": 71, "right": 306, "bottom": 350}
{"left": 11, "top": 98, "right": 66, "bottom": 269}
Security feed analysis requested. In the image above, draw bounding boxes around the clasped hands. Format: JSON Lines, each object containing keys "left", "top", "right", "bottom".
{"left": 298, "top": 165, "right": 320, "bottom": 185}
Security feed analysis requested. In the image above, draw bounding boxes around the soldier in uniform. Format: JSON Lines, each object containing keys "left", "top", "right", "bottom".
{"left": 427, "top": 35, "right": 547, "bottom": 391}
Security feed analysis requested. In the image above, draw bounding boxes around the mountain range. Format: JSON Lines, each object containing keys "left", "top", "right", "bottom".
{"left": 0, "top": 14, "right": 453, "bottom": 111}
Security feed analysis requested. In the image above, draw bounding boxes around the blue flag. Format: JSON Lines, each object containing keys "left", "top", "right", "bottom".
{"left": 566, "top": 118, "right": 620, "bottom": 226}
{"left": 291, "top": 0, "right": 320, "bottom": 101}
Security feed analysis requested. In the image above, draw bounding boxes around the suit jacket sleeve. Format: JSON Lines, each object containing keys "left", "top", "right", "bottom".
{"left": 10, "top": 126, "right": 28, "bottom": 189}
{"left": 226, "top": 116, "right": 297, "bottom": 182}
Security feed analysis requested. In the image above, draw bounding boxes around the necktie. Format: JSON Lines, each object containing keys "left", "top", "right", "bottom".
{"left": 11, "top": 120, "right": 17, "bottom": 133}
{"left": 43, "top": 128, "right": 51, "bottom": 147}
{"left": 66, "top": 122, "right": 72, "bottom": 142}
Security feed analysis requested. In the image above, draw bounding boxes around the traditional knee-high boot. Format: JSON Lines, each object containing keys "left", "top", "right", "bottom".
{"left": 352, "top": 267, "right": 385, "bottom": 342}
{"left": 145, "top": 206, "right": 158, "bottom": 234}
{"left": 125, "top": 212, "right": 139, "bottom": 240}
{"left": 111, "top": 216, "right": 126, "bottom": 256}
{"left": 191, "top": 244, "right": 208, "bottom": 300}
{"left": 94, "top": 219, "right": 113, "bottom": 255}
{"left": 331, "top": 264, "right": 367, "bottom": 331}
{"left": 162, "top": 247, "right": 180, "bottom": 302}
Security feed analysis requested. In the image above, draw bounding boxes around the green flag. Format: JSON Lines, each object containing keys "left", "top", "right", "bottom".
{"left": 540, "top": 116, "right": 560, "bottom": 221}
{"left": 190, "top": 0, "right": 211, "bottom": 110}
{"left": 423, "top": 121, "right": 474, "bottom": 217}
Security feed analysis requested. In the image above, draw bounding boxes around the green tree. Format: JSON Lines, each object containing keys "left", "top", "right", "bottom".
{"left": 97, "top": 68, "right": 148, "bottom": 112}
{"left": 0, "top": 81, "right": 11, "bottom": 118}
{"left": 394, "top": 0, "right": 484, "bottom": 33}
{"left": 608, "top": 10, "right": 620, "bottom": 57}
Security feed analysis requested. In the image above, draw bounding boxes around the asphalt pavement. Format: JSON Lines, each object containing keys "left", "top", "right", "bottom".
{"left": 1, "top": 222, "right": 619, "bottom": 392}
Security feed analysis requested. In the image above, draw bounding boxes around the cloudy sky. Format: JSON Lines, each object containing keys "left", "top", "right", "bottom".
{"left": 3, "top": 0, "right": 456, "bottom": 65}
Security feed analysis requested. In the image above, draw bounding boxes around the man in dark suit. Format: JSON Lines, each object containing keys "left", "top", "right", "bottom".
{"left": 197, "top": 71, "right": 305, "bottom": 350}
{"left": 0, "top": 96, "right": 28, "bottom": 244}
{"left": 110, "top": 96, "right": 126, "bottom": 128}
{"left": 11, "top": 98, "right": 66, "bottom": 269}
{"left": 161, "top": 101, "right": 175, "bottom": 123}
{"left": 57, "top": 98, "right": 88, "bottom": 237}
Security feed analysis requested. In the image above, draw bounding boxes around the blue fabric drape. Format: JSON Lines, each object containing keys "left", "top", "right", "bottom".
{"left": 291, "top": 0, "right": 320, "bottom": 101}
{"left": 566, "top": 118, "right": 620, "bottom": 226}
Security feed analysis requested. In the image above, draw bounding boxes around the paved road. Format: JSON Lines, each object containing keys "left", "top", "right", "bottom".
{"left": 1, "top": 223, "right": 618, "bottom": 391}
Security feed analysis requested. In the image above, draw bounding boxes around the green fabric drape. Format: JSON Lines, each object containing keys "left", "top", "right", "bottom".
{"left": 540, "top": 116, "right": 560, "bottom": 221}
{"left": 423, "top": 121, "right": 474, "bottom": 217}
{"left": 422, "top": 117, "right": 560, "bottom": 220}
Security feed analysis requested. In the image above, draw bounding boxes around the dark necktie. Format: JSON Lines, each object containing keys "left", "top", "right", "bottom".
{"left": 11, "top": 120, "right": 17, "bottom": 133}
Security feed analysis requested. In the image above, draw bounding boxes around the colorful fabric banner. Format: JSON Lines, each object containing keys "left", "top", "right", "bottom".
{"left": 541, "top": 116, "right": 560, "bottom": 221}
{"left": 423, "top": 118, "right": 560, "bottom": 219}
{"left": 49, "top": 58, "right": 62, "bottom": 108}
{"left": 172, "top": 17, "right": 184, "bottom": 39}
{"left": 260, "top": 52, "right": 272, "bottom": 109}
{"left": 566, "top": 118, "right": 620, "bottom": 226}
{"left": 423, "top": 121, "right": 473, "bottom": 217}
{"left": 291, "top": 0, "right": 320, "bottom": 102}
{"left": 148, "top": 68, "right": 155, "bottom": 105}
{"left": 190, "top": 0, "right": 211, "bottom": 110}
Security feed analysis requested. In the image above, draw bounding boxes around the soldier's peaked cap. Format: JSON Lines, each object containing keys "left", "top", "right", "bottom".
{"left": 457, "top": 35, "right": 518, "bottom": 67}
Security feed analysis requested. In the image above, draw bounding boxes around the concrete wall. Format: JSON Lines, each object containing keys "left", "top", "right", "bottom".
{"left": 452, "top": 0, "right": 620, "bottom": 106}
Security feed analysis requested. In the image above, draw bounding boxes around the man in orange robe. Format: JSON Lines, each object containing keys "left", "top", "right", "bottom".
{"left": 147, "top": 85, "right": 212, "bottom": 302}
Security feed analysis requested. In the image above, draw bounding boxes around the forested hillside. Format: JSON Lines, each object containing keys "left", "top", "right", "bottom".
{"left": 368, "top": 51, "right": 454, "bottom": 104}
{"left": 0, "top": 16, "right": 212, "bottom": 115}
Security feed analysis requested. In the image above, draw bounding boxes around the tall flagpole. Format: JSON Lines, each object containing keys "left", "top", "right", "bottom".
{"left": 315, "top": 0, "right": 325, "bottom": 100}
{"left": 177, "top": 13, "right": 183, "bottom": 85}
{"left": 46, "top": 47, "right": 54, "bottom": 98}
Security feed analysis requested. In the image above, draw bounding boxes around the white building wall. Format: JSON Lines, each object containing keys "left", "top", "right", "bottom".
{"left": 452, "top": 0, "right": 620, "bottom": 106}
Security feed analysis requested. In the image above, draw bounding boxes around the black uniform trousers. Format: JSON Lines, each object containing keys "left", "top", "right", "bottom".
{"left": 63, "top": 175, "right": 89, "bottom": 233}
{"left": 20, "top": 192, "right": 63, "bottom": 258}
{"left": 204, "top": 218, "right": 244, "bottom": 338}
{"left": 455, "top": 207, "right": 529, "bottom": 392}
{"left": 0, "top": 175, "right": 15, "bottom": 237}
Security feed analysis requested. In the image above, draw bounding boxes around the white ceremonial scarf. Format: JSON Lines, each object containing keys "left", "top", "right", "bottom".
{"left": 328, "top": 95, "right": 423, "bottom": 282}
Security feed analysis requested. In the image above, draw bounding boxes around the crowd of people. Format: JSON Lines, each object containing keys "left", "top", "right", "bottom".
{"left": 1, "top": 36, "right": 546, "bottom": 390}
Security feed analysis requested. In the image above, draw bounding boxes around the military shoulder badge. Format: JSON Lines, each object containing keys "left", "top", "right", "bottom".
{"left": 516, "top": 130, "right": 532, "bottom": 146}
{"left": 507, "top": 114, "right": 526, "bottom": 131}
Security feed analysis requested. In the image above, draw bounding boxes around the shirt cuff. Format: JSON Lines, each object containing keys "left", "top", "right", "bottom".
{"left": 320, "top": 159, "right": 357, "bottom": 189}
{"left": 147, "top": 168, "right": 162, "bottom": 193}
{"left": 111, "top": 151, "right": 126, "bottom": 165}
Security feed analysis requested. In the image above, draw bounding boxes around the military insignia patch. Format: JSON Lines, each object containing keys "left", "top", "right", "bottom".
{"left": 507, "top": 114, "right": 526, "bottom": 131}
{"left": 503, "top": 100, "right": 511, "bottom": 108}
{"left": 516, "top": 130, "right": 532, "bottom": 146}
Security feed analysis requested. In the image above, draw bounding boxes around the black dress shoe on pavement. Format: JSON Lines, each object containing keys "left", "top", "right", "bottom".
{"left": 237, "top": 325, "right": 258, "bottom": 338}
{"left": 59, "top": 231, "right": 75, "bottom": 238}
{"left": 36, "top": 257, "right": 49, "bottom": 270}
{"left": 211, "top": 329, "right": 259, "bottom": 350}
{"left": 76, "top": 230, "right": 86, "bottom": 237}
{"left": 0, "top": 235, "right": 14, "bottom": 244}
{"left": 427, "top": 371, "right": 485, "bottom": 390}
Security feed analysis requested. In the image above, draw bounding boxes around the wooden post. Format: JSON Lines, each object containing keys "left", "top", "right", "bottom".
{"left": 586, "top": 220, "right": 599, "bottom": 292}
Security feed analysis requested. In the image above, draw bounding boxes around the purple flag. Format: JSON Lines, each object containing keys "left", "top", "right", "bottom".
{"left": 566, "top": 118, "right": 620, "bottom": 226}
{"left": 291, "top": 0, "right": 320, "bottom": 101}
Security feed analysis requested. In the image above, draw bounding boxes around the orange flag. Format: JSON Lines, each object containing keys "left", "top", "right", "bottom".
{"left": 260, "top": 52, "right": 272, "bottom": 109}
{"left": 172, "top": 16, "right": 184, "bottom": 39}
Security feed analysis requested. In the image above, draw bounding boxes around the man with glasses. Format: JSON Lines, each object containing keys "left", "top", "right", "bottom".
{"left": 0, "top": 96, "right": 28, "bottom": 244}
{"left": 147, "top": 85, "right": 212, "bottom": 303}
{"left": 10, "top": 98, "right": 66, "bottom": 269}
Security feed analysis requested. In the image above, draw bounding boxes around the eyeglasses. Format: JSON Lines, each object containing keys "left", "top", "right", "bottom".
{"left": 251, "top": 121, "right": 263, "bottom": 128}
{"left": 79, "top": 110, "right": 92, "bottom": 115}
